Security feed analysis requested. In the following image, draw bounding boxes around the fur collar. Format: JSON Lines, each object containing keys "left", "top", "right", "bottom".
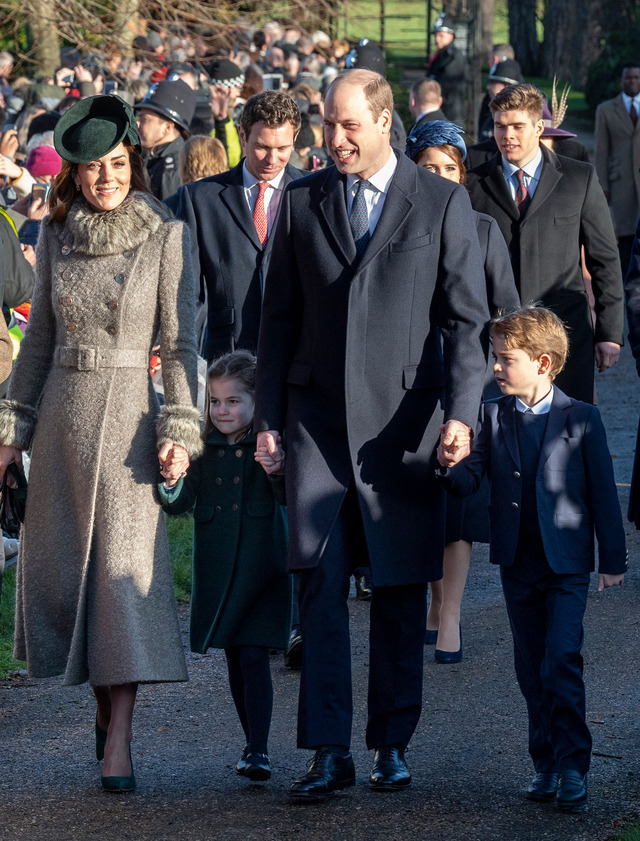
{"left": 59, "top": 191, "right": 171, "bottom": 256}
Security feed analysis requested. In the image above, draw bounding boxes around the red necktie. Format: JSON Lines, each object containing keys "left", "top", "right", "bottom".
{"left": 253, "top": 181, "right": 269, "bottom": 248}
{"left": 515, "top": 169, "right": 530, "bottom": 215}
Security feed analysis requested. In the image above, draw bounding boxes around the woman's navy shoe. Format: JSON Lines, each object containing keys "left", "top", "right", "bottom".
{"left": 434, "top": 626, "right": 462, "bottom": 663}
{"left": 424, "top": 628, "right": 438, "bottom": 645}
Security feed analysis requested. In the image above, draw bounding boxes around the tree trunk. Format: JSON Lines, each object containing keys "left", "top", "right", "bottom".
{"left": 111, "top": 0, "right": 140, "bottom": 57}
{"left": 27, "top": 0, "right": 59, "bottom": 77}
{"left": 480, "top": 0, "right": 496, "bottom": 67}
{"left": 507, "top": 0, "right": 538, "bottom": 75}
{"left": 542, "top": 0, "right": 608, "bottom": 88}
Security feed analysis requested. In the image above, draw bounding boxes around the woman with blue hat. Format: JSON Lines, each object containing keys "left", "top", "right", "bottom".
{"left": 406, "top": 120, "right": 520, "bottom": 663}
{"left": 0, "top": 95, "right": 202, "bottom": 792}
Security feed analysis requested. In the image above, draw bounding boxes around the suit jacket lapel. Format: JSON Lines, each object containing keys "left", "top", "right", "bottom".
{"left": 522, "top": 146, "right": 561, "bottom": 222}
{"left": 356, "top": 153, "right": 416, "bottom": 273}
{"left": 319, "top": 166, "right": 357, "bottom": 264}
{"left": 480, "top": 155, "right": 520, "bottom": 221}
{"left": 498, "top": 397, "right": 520, "bottom": 468}
{"left": 613, "top": 93, "right": 635, "bottom": 135}
{"left": 538, "top": 387, "right": 572, "bottom": 469}
{"left": 219, "top": 161, "right": 262, "bottom": 251}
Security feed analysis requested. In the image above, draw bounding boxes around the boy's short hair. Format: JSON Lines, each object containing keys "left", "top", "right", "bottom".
{"left": 490, "top": 305, "right": 569, "bottom": 381}
{"left": 489, "top": 82, "right": 545, "bottom": 122}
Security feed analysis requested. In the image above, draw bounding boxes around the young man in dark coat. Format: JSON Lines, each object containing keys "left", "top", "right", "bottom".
{"left": 175, "top": 91, "right": 303, "bottom": 361}
{"left": 467, "top": 83, "right": 624, "bottom": 404}
{"left": 254, "top": 68, "right": 488, "bottom": 799}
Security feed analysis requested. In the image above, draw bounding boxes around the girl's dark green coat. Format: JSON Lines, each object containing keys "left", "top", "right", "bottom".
{"left": 160, "top": 430, "right": 291, "bottom": 653}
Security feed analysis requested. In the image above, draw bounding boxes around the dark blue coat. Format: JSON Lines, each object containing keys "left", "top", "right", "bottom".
{"left": 441, "top": 388, "right": 627, "bottom": 575}
{"left": 254, "top": 151, "right": 489, "bottom": 586}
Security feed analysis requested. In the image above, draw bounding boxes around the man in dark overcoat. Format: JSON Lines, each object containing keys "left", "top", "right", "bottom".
{"left": 467, "top": 83, "right": 624, "bottom": 403}
{"left": 175, "top": 91, "right": 303, "bottom": 360}
{"left": 254, "top": 68, "right": 488, "bottom": 799}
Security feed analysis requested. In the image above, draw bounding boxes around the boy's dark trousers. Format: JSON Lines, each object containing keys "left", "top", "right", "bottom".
{"left": 500, "top": 535, "right": 592, "bottom": 775}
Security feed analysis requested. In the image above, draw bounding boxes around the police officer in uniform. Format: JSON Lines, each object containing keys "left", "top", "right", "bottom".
{"left": 135, "top": 79, "right": 197, "bottom": 201}
{"left": 428, "top": 13, "right": 466, "bottom": 125}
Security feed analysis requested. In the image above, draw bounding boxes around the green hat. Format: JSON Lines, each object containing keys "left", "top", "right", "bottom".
{"left": 53, "top": 94, "right": 141, "bottom": 163}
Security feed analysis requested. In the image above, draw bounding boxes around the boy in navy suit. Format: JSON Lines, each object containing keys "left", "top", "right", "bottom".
{"left": 439, "top": 306, "right": 626, "bottom": 811}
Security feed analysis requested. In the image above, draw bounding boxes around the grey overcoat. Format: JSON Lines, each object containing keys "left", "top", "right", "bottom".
{"left": 0, "top": 192, "right": 202, "bottom": 686}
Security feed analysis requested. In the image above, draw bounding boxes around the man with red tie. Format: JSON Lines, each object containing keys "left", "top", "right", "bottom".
{"left": 467, "top": 83, "right": 623, "bottom": 404}
{"left": 176, "top": 91, "right": 302, "bottom": 361}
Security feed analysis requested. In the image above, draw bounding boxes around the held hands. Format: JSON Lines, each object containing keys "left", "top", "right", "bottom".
{"left": 597, "top": 573, "right": 624, "bottom": 592}
{"left": 595, "top": 342, "right": 621, "bottom": 372}
{"left": 158, "top": 442, "right": 190, "bottom": 487}
{"left": 255, "top": 431, "right": 284, "bottom": 475}
{"left": 436, "top": 420, "right": 472, "bottom": 468}
{"left": 0, "top": 445, "right": 23, "bottom": 487}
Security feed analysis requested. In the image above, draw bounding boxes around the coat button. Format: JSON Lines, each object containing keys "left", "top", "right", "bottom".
{"left": 215, "top": 477, "right": 222, "bottom": 485}
{"left": 62, "top": 296, "right": 72, "bottom": 306}
{"left": 231, "top": 503, "right": 238, "bottom": 512}
{"left": 107, "top": 300, "right": 118, "bottom": 311}
{"left": 513, "top": 471, "right": 521, "bottom": 479}
{"left": 123, "top": 251, "right": 133, "bottom": 259}
{"left": 215, "top": 505, "right": 222, "bottom": 512}
{"left": 61, "top": 244, "right": 71, "bottom": 255}
{"left": 106, "top": 326, "right": 117, "bottom": 336}
{"left": 233, "top": 476, "right": 240, "bottom": 484}
{"left": 235, "top": 449, "right": 243, "bottom": 457}
{"left": 114, "top": 272, "right": 126, "bottom": 283}
{"left": 62, "top": 268, "right": 72, "bottom": 280}
{"left": 511, "top": 502, "right": 519, "bottom": 509}
{"left": 217, "top": 449, "right": 225, "bottom": 457}
{"left": 67, "top": 321, "right": 78, "bottom": 332}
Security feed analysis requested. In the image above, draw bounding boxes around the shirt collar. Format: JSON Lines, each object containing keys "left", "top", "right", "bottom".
{"left": 242, "top": 159, "right": 287, "bottom": 191}
{"left": 501, "top": 146, "right": 543, "bottom": 180}
{"left": 515, "top": 385, "right": 554, "bottom": 414}
{"left": 622, "top": 92, "right": 640, "bottom": 108}
{"left": 346, "top": 149, "right": 397, "bottom": 195}
{"left": 414, "top": 106, "right": 440, "bottom": 122}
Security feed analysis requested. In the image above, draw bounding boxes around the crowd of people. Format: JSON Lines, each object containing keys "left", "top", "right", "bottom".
{"left": 0, "top": 13, "right": 638, "bottom": 816}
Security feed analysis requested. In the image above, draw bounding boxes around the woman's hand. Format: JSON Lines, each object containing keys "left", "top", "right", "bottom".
{"left": 158, "top": 442, "right": 190, "bottom": 486}
{"left": 0, "top": 445, "right": 23, "bottom": 486}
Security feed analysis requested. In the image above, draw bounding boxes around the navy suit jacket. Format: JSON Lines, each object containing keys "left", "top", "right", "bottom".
{"left": 175, "top": 160, "right": 304, "bottom": 359}
{"left": 441, "top": 388, "right": 627, "bottom": 575}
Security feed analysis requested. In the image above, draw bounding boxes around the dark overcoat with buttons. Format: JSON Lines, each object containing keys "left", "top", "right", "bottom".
{"left": 175, "top": 160, "right": 304, "bottom": 360}
{"left": 0, "top": 193, "right": 202, "bottom": 685}
{"left": 467, "top": 146, "right": 624, "bottom": 403}
{"left": 254, "top": 152, "right": 489, "bottom": 587}
{"left": 159, "top": 430, "right": 291, "bottom": 652}
{"left": 441, "top": 388, "right": 627, "bottom": 575}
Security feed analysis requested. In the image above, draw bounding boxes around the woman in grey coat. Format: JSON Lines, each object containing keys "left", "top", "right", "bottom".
{"left": 0, "top": 96, "right": 202, "bottom": 792}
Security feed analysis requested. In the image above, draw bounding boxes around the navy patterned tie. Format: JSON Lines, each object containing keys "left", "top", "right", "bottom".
{"left": 514, "top": 169, "right": 530, "bottom": 216}
{"left": 350, "top": 179, "right": 371, "bottom": 259}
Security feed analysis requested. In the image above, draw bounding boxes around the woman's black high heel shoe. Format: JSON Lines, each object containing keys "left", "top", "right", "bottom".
{"left": 434, "top": 626, "right": 463, "bottom": 664}
{"left": 101, "top": 744, "right": 136, "bottom": 792}
{"left": 95, "top": 720, "right": 108, "bottom": 761}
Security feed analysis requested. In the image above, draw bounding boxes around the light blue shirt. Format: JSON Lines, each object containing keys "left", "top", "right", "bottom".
{"left": 622, "top": 91, "right": 640, "bottom": 117}
{"left": 346, "top": 150, "right": 398, "bottom": 236}
{"left": 516, "top": 385, "right": 554, "bottom": 415}
{"left": 501, "top": 147, "right": 543, "bottom": 202}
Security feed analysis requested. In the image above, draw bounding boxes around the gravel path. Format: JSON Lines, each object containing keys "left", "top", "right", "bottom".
{"left": 1, "top": 345, "right": 639, "bottom": 841}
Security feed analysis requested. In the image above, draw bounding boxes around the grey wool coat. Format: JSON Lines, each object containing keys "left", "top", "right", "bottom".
{"left": 0, "top": 192, "right": 202, "bottom": 686}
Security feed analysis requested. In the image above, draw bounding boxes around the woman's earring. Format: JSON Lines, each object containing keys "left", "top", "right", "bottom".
{"left": 75, "top": 183, "right": 80, "bottom": 191}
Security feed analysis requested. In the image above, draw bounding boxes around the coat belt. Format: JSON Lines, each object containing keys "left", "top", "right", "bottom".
{"left": 54, "top": 346, "right": 148, "bottom": 371}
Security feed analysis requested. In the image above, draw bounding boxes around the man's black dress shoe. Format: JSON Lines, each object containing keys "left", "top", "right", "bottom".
{"left": 284, "top": 627, "right": 303, "bottom": 669}
{"left": 369, "top": 746, "right": 411, "bottom": 790}
{"left": 557, "top": 770, "right": 588, "bottom": 811}
{"left": 290, "top": 748, "right": 355, "bottom": 799}
{"left": 525, "top": 771, "right": 559, "bottom": 802}
{"left": 244, "top": 752, "right": 271, "bottom": 781}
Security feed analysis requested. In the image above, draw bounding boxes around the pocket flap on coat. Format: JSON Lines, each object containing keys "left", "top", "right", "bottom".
{"left": 403, "top": 364, "right": 444, "bottom": 389}
{"left": 193, "top": 504, "right": 215, "bottom": 522}
{"left": 287, "top": 361, "right": 312, "bottom": 385}
{"left": 390, "top": 233, "right": 435, "bottom": 252}
{"left": 208, "top": 307, "right": 235, "bottom": 327}
{"left": 553, "top": 214, "right": 579, "bottom": 226}
{"left": 247, "top": 501, "right": 274, "bottom": 517}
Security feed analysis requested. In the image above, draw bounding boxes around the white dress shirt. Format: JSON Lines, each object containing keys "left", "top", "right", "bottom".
{"left": 622, "top": 91, "right": 640, "bottom": 119}
{"left": 501, "top": 147, "right": 543, "bottom": 202}
{"left": 515, "top": 385, "right": 554, "bottom": 415}
{"left": 345, "top": 150, "right": 398, "bottom": 236}
{"left": 242, "top": 161, "right": 287, "bottom": 237}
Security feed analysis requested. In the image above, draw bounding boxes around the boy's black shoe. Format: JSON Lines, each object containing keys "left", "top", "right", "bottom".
{"left": 525, "top": 772, "right": 559, "bottom": 802}
{"left": 284, "top": 627, "right": 303, "bottom": 669}
{"left": 290, "top": 748, "right": 355, "bottom": 799}
{"left": 557, "top": 770, "right": 588, "bottom": 811}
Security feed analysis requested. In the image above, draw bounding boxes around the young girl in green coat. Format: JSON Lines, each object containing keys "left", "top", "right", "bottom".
{"left": 159, "top": 350, "right": 291, "bottom": 782}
